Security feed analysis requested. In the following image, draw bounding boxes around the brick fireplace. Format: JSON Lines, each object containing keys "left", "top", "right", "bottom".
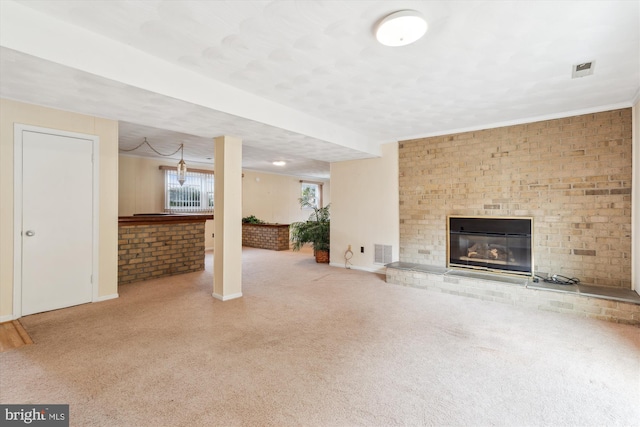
{"left": 398, "top": 108, "right": 632, "bottom": 289}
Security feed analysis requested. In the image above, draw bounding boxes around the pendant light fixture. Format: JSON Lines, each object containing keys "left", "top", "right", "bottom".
{"left": 120, "top": 138, "right": 188, "bottom": 186}
{"left": 177, "top": 144, "right": 187, "bottom": 186}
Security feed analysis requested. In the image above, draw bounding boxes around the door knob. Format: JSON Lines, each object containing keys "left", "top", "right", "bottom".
{"left": 25, "top": 230, "right": 35, "bottom": 237}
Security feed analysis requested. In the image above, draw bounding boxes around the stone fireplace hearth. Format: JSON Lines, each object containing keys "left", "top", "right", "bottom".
{"left": 385, "top": 262, "right": 640, "bottom": 324}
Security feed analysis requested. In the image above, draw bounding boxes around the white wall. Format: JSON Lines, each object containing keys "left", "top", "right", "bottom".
{"left": 241, "top": 170, "right": 330, "bottom": 224}
{"left": 118, "top": 156, "right": 330, "bottom": 249}
{"left": 0, "top": 99, "right": 119, "bottom": 320}
{"left": 330, "top": 142, "right": 399, "bottom": 273}
{"left": 633, "top": 98, "right": 639, "bottom": 293}
{"left": 118, "top": 155, "right": 167, "bottom": 216}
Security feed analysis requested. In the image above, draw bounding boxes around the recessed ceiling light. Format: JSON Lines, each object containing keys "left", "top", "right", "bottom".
{"left": 272, "top": 161, "right": 286, "bottom": 166}
{"left": 376, "top": 10, "right": 427, "bottom": 47}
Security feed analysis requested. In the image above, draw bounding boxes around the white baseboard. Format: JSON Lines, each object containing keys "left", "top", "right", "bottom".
{"left": 94, "top": 293, "right": 119, "bottom": 302}
{"left": 1, "top": 294, "right": 118, "bottom": 322}
{"left": 0, "top": 314, "right": 15, "bottom": 323}
{"left": 212, "top": 292, "right": 243, "bottom": 301}
{"left": 329, "top": 262, "right": 386, "bottom": 274}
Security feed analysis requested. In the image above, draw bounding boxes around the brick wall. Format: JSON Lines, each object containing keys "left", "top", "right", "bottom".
{"left": 399, "top": 108, "right": 632, "bottom": 288}
{"left": 118, "top": 222, "right": 205, "bottom": 284}
{"left": 242, "top": 224, "right": 290, "bottom": 251}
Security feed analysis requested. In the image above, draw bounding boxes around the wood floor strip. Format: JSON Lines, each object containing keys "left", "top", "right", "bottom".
{"left": 13, "top": 320, "right": 34, "bottom": 345}
{"left": 0, "top": 320, "right": 33, "bottom": 352}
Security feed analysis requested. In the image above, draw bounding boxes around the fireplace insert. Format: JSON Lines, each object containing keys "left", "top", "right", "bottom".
{"left": 448, "top": 216, "right": 533, "bottom": 277}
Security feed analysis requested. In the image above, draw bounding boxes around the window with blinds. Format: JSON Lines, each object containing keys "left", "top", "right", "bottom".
{"left": 164, "top": 168, "right": 214, "bottom": 213}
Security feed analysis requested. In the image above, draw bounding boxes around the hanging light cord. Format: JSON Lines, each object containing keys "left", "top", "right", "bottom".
{"left": 120, "top": 137, "right": 183, "bottom": 157}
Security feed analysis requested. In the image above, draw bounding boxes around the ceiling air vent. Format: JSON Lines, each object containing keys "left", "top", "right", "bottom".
{"left": 572, "top": 61, "right": 595, "bottom": 79}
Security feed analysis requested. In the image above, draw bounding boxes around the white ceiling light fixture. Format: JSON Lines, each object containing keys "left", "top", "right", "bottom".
{"left": 273, "top": 161, "right": 286, "bottom": 166}
{"left": 375, "top": 10, "right": 428, "bottom": 47}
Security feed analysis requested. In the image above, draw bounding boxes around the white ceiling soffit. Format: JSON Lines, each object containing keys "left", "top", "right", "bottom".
{"left": 118, "top": 121, "right": 333, "bottom": 180}
{"left": 0, "top": 1, "right": 380, "bottom": 157}
{"left": 0, "top": 47, "right": 366, "bottom": 168}
{"left": 1, "top": 0, "right": 639, "bottom": 170}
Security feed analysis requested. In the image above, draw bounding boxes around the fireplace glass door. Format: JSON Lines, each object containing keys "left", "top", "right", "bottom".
{"left": 448, "top": 217, "right": 533, "bottom": 276}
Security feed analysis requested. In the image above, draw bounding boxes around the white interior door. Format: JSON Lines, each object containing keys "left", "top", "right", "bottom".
{"left": 20, "top": 130, "right": 94, "bottom": 316}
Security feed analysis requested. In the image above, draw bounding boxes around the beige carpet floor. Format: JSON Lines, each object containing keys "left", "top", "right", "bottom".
{"left": 1, "top": 247, "right": 639, "bottom": 426}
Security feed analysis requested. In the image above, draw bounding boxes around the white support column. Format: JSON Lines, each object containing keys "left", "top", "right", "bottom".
{"left": 212, "top": 135, "right": 243, "bottom": 301}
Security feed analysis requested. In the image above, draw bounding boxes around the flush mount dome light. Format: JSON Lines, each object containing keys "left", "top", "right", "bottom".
{"left": 272, "top": 161, "right": 286, "bottom": 166}
{"left": 376, "top": 10, "right": 427, "bottom": 47}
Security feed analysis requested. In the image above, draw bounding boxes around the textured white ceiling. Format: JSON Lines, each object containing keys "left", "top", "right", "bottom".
{"left": 1, "top": 0, "right": 638, "bottom": 179}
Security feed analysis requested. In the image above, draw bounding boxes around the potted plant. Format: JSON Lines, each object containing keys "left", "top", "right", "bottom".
{"left": 290, "top": 190, "right": 330, "bottom": 263}
{"left": 242, "top": 215, "right": 265, "bottom": 224}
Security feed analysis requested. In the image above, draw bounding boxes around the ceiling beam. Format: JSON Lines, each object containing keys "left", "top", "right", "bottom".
{"left": 0, "top": 0, "right": 381, "bottom": 158}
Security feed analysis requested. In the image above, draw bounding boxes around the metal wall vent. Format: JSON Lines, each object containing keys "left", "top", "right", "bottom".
{"left": 572, "top": 61, "right": 595, "bottom": 79}
{"left": 374, "top": 244, "right": 393, "bottom": 265}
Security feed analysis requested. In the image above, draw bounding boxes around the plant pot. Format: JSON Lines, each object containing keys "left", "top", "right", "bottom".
{"left": 315, "top": 249, "right": 330, "bottom": 263}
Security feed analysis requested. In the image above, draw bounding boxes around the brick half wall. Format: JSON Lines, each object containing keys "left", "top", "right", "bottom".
{"left": 242, "top": 224, "right": 290, "bottom": 251}
{"left": 118, "top": 222, "right": 205, "bottom": 285}
{"left": 399, "top": 108, "right": 632, "bottom": 288}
